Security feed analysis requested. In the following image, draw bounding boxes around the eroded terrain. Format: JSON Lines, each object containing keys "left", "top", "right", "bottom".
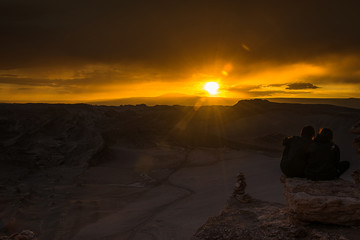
{"left": 1, "top": 100, "right": 359, "bottom": 239}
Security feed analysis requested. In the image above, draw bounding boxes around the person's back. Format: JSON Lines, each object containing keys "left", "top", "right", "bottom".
{"left": 280, "top": 126, "right": 315, "bottom": 178}
{"left": 305, "top": 128, "right": 348, "bottom": 181}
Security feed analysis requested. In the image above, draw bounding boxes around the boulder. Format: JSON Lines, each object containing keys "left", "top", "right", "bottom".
{"left": 284, "top": 177, "right": 360, "bottom": 225}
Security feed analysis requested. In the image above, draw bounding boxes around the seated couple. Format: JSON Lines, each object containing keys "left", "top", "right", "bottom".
{"left": 281, "top": 126, "right": 350, "bottom": 181}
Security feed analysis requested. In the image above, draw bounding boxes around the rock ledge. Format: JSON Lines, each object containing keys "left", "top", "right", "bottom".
{"left": 284, "top": 178, "right": 360, "bottom": 225}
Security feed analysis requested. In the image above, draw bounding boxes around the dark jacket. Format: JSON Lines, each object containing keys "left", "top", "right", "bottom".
{"left": 304, "top": 136, "right": 340, "bottom": 181}
{"left": 280, "top": 136, "right": 313, "bottom": 178}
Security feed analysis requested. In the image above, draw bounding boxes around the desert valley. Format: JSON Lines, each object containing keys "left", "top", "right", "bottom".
{"left": 1, "top": 100, "right": 359, "bottom": 239}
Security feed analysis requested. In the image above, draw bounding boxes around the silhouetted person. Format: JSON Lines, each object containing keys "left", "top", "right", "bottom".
{"left": 305, "top": 128, "right": 350, "bottom": 181}
{"left": 281, "top": 125, "right": 315, "bottom": 178}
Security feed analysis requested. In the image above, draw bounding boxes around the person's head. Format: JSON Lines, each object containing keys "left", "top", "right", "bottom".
{"left": 318, "top": 128, "right": 333, "bottom": 142}
{"left": 301, "top": 125, "right": 315, "bottom": 139}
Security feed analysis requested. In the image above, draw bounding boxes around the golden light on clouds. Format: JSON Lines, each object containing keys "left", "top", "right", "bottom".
{"left": 220, "top": 62, "right": 330, "bottom": 98}
{"left": 241, "top": 63, "right": 326, "bottom": 85}
{"left": 1, "top": 1, "right": 360, "bottom": 103}
{"left": 0, "top": 57, "right": 359, "bottom": 103}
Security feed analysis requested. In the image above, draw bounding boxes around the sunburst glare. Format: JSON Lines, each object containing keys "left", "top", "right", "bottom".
{"left": 204, "top": 82, "right": 220, "bottom": 95}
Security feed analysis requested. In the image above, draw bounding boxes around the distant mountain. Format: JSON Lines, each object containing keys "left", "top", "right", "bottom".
{"left": 89, "top": 94, "right": 239, "bottom": 106}
{"left": 89, "top": 95, "right": 360, "bottom": 109}
{"left": 267, "top": 98, "right": 360, "bottom": 109}
{"left": 2, "top": 96, "right": 359, "bottom": 109}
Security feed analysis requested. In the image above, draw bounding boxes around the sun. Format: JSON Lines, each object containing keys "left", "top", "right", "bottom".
{"left": 204, "top": 82, "right": 220, "bottom": 95}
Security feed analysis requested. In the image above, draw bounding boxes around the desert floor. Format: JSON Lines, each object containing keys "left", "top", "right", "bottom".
{"left": 70, "top": 146, "right": 356, "bottom": 240}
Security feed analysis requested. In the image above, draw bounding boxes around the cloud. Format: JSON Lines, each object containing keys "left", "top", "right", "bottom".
{"left": 226, "top": 84, "right": 313, "bottom": 98}
{"left": 1, "top": 0, "right": 360, "bottom": 71}
{"left": 1, "top": 1, "right": 360, "bottom": 100}
{"left": 286, "top": 83, "right": 320, "bottom": 90}
{"left": 0, "top": 74, "right": 18, "bottom": 77}
{"left": 246, "top": 90, "right": 312, "bottom": 97}
{"left": 17, "top": 88, "right": 31, "bottom": 91}
{"left": 226, "top": 85, "right": 261, "bottom": 93}
{"left": 267, "top": 84, "right": 284, "bottom": 87}
{"left": 0, "top": 64, "right": 191, "bottom": 90}
{"left": 307, "top": 75, "right": 360, "bottom": 85}
{"left": 0, "top": 77, "right": 56, "bottom": 86}
{"left": 301, "top": 55, "right": 360, "bottom": 85}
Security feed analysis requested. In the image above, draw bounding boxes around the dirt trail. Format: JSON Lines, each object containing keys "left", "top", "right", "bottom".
{"left": 70, "top": 147, "right": 284, "bottom": 240}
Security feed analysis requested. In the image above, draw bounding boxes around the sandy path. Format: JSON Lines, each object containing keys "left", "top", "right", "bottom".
{"left": 71, "top": 148, "right": 284, "bottom": 240}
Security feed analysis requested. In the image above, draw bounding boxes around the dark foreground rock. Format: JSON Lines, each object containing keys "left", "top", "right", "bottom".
{"left": 193, "top": 172, "right": 360, "bottom": 240}
{"left": 284, "top": 178, "right": 360, "bottom": 225}
{"left": 193, "top": 197, "right": 360, "bottom": 240}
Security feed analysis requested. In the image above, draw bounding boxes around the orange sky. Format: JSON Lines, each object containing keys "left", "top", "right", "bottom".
{"left": 1, "top": 58, "right": 359, "bottom": 103}
{"left": 1, "top": 1, "right": 360, "bottom": 103}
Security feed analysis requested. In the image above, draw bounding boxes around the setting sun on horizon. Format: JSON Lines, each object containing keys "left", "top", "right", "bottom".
{"left": 204, "top": 82, "right": 220, "bottom": 96}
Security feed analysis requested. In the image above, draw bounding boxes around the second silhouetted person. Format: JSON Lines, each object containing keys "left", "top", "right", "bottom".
{"left": 305, "top": 128, "right": 349, "bottom": 181}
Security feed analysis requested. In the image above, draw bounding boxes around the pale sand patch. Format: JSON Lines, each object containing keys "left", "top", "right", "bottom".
{"left": 71, "top": 149, "right": 284, "bottom": 240}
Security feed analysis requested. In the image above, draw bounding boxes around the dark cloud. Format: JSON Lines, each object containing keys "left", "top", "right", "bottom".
{"left": 307, "top": 75, "right": 360, "bottom": 85}
{"left": 286, "top": 83, "right": 320, "bottom": 90}
{"left": 0, "top": 74, "right": 18, "bottom": 77}
{"left": 17, "top": 88, "right": 31, "bottom": 91}
{"left": 267, "top": 84, "right": 284, "bottom": 87}
{"left": 0, "top": 66, "right": 190, "bottom": 93}
{"left": 226, "top": 84, "right": 313, "bottom": 97}
{"left": 0, "top": 77, "right": 56, "bottom": 86}
{"left": 1, "top": 0, "right": 360, "bottom": 73}
{"left": 265, "top": 83, "right": 320, "bottom": 90}
{"left": 304, "top": 57, "right": 360, "bottom": 84}
{"left": 0, "top": 75, "right": 117, "bottom": 88}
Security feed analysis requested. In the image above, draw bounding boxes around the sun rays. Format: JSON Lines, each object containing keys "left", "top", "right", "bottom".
{"left": 204, "top": 82, "right": 220, "bottom": 95}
